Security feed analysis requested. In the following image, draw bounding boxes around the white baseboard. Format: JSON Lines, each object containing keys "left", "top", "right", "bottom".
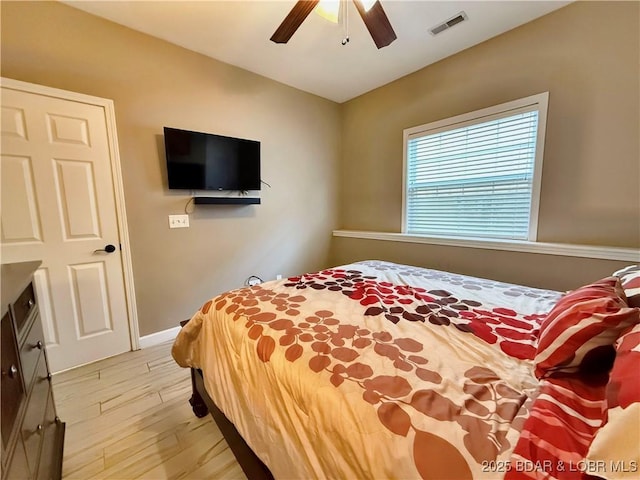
{"left": 139, "top": 326, "right": 181, "bottom": 349}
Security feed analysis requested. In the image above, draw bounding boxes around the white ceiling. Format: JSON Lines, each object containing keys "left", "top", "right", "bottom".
{"left": 63, "top": 0, "right": 572, "bottom": 103}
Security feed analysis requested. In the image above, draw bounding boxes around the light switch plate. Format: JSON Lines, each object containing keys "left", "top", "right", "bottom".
{"left": 169, "top": 214, "right": 189, "bottom": 229}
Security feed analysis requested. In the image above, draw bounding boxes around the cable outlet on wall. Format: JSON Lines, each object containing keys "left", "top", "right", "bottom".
{"left": 169, "top": 214, "right": 189, "bottom": 229}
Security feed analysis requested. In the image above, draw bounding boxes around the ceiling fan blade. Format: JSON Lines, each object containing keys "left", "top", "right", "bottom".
{"left": 270, "top": 0, "right": 320, "bottom": 44}
{"left": 353, "top": 0, "right": 397, "bottom": 49}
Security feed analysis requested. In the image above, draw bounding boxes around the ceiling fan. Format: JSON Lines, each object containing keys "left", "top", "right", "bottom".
{"left": 270, "top": 0, "right": 397, "bottom": 49}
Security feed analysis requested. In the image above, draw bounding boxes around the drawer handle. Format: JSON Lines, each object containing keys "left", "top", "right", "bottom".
{"left": 36, "top": 424, "right": 43, "bottom": 434}
{"left": 27, "top": 299, "right": 34, "bottom": 308}
{"left": 3, "top": 364, "right": 19, "bottom": 378}
{"left": 35, "top": 340, "right": 44, "bottom": 350}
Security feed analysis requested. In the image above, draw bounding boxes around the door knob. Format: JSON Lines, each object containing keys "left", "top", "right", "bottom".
{"left": 94, "top": 244, "right": 116, "bottom": 254}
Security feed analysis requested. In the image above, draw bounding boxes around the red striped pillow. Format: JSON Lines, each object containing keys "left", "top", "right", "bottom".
{"left": 506, "top": 376, "right": 608, "bottom": 480}
{"left": 534, "top": 277, "right": 639, "bottom": 379}
{"left": 613, "top": 265, "right": 640, "bottom": 307}
{"left": 586, "top": 323, "right": 640, "bottom": 479}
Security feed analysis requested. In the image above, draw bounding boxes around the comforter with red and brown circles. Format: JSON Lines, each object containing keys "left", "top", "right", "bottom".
{"left": 172, "top": 260, "right": 562, "bottom": 479}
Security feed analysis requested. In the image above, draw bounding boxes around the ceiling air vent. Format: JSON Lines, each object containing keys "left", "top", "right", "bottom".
{"left": 429, "top": 12, "right": 468, "bottom": 36}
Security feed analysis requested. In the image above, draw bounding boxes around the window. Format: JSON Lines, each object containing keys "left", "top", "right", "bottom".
{"left": 403, "top": 93, "right": 548, "bottom": 241}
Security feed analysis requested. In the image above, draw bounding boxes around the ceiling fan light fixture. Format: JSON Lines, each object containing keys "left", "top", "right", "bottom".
{"left": 271, "top": 0, "right": 396, "bottom": 49}
{"left": 315, "top": 0, "right": 341, "bottom": 23}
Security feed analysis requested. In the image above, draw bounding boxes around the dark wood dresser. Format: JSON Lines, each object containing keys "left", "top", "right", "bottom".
{"left": 1, "top": 262, "right": 65, "bottom": 480}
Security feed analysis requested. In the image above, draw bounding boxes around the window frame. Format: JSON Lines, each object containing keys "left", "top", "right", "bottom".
{"left": 402, "top": 92, "right": 549, "bottom": 242}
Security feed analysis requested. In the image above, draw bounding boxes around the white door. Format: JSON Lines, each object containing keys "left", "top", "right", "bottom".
{"left": 1, "top": 80, "right": 136, "bottom": 372}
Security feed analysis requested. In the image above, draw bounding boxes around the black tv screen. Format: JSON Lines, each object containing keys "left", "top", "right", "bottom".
{"left": 164, "top": 127, "right": 261, "bottom": 191}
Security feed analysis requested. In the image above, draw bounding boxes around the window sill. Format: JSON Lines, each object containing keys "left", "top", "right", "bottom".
{"left": 332, "top": 230, "right": 639, "bottom": 262}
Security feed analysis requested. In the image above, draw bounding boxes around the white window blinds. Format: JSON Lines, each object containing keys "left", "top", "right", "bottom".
{"left": 404, "top": 94, "right": 547, "bottom": 241}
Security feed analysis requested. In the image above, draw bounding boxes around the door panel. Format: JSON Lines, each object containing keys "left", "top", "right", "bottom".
{"left": 33, "top": 268, "right": 59, "bottom": 347}
{"left": 69, "top": 262, "right": 113, "bottom": 337}
{"left": 47, "top": 114, "right": 91, "bottom": 146}
{"left": 0, "top": 155, "right": 42, "bottom": 243}
{"left": 1, "top": 84, "right": 132, "bottom": 372}
{"left": 1, "top": 105, "right": 28, "bottom": 139}
{"left": 53, "top": 159, "right": 101, "bottom": 239}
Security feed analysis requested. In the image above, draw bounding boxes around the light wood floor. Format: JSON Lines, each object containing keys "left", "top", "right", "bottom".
{"left": 51, "top": 341, "right": 246, "bottom": 479}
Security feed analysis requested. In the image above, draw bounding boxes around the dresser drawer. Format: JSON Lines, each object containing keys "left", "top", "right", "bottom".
{"left": 1, "top": 311, "right": 25, "bottom": 448}
{"left": 4, "top": 438, "right": 30, "bottom": 480}
{"left": 36, "top": 391, "right": 59, "bottom": 480}
{"left": 21, "top": 355, "right": 50, "bottom": 474}
{"left": 12, "top": 283, "right": 36, "bottom": 336}
{"left": 36, "top": 390, "right": 65, "bottom": 480}
{"left": 19, "top": 313, "right": 46, "bottom": 389}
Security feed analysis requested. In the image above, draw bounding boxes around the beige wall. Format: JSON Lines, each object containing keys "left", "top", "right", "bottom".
{"left": 332, "top": 1, "right": 639, "bottom": 290}
{"left": 1, "top": 1, "right": 341, "bottom": 336}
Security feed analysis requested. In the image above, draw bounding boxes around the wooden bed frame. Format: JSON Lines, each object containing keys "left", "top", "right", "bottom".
{"left": 180, "top": 320, "right": 274, "bottom": 480}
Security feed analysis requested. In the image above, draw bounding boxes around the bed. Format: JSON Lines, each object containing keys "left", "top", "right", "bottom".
{"left": 172, "top": 260, "right": 640, "bottom": 480}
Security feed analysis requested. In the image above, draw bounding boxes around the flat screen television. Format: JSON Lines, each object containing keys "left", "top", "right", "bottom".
{"left": 164, "top": 127, "right": 261, "bottom": 191}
